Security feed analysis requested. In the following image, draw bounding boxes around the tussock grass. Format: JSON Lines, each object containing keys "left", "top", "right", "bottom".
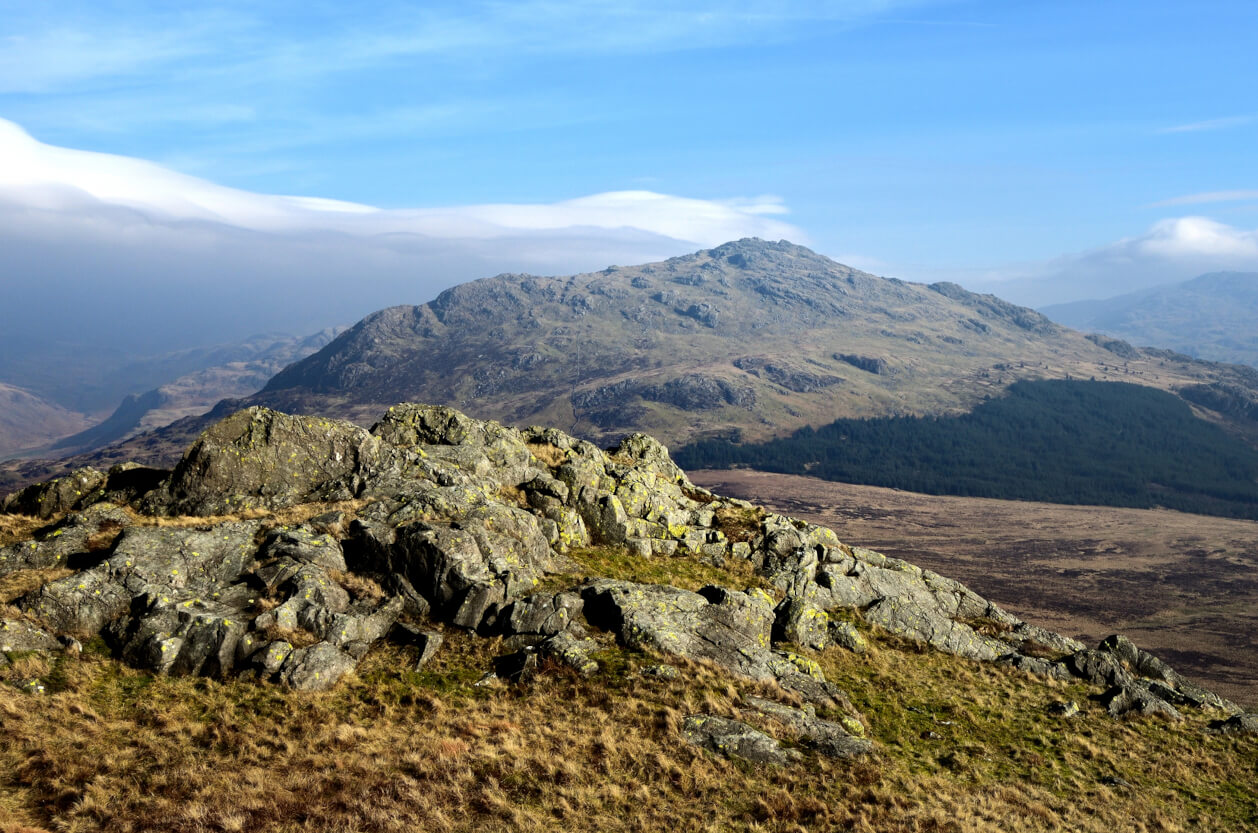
{"left": 2, "top": 621, "right": 1252, "bottom": 832}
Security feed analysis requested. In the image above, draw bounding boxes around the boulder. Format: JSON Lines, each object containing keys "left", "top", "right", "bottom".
{"left": 158, "top": 408, "right": 382, "bottom": 515}
{"left": 279, "top": 642, "right": 358, "bottom": 691}
{"left": 0, "top": 619, "right": 62, "bottom": 653}
{"left": 743, "top": 696, "right": 872, "bottom": 759}
{"left": 682, "top": 714, "right": 801, "bottom": 766}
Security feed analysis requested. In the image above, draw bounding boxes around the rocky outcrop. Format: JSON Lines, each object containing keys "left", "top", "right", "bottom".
{"left": 0, "top": 402, "right": 1239, "bottom": 733}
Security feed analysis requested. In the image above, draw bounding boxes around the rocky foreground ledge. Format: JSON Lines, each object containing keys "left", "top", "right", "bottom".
{"left": 1, "top": 404, "right": 1252, "bottom": 764}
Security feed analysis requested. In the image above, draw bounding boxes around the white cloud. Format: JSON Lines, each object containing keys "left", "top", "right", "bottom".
{"left": 1150, "top": 189, "right": 1258, "bottom": 207}
{"left": 0, "top": 117, "right": 799, "bottom": 243}
{"left": 963, "top": 217, "right": 1258, "bottom": 307}
{"left": 1157, "top": 115, "right": 1254, "bottom": 134}
{"left": 0, "top": 117, "right": 802, "bottom": 364}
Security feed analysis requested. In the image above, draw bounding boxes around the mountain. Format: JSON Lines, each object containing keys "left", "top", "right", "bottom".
{"left": 8, "top": 239, "right": 1258, "bottom": 499}
{"left": 1, "top": 403, "right": 1255, "bottom": 830}
{"left": 254, "top": 239, "right": 1258, "bottom": 450}
{"left": 1042, "top": 271, "right": 1258, "bottom": 368}
{"left": 0, "top": 328, "right": 343, "bottom": 462}
{"left": 0, "top": 384, "right": 91, "bottom": 458}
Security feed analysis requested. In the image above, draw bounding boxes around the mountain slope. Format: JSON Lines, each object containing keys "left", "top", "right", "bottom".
{"left": 255, "top": 239, "right": 1258, "bottom": 449}
{"left": 1042, "top": 271, "right": 1258, "bottom": 368}
{"left": 0, "top": 383, "right": 91, "bottom": 458}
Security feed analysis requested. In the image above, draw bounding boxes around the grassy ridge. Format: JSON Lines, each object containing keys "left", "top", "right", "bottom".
{"left": 676, "top": 380, "right": 1258, "bottom": 519}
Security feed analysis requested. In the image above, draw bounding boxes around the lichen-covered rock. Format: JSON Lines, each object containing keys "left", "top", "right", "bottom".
{"left": 774, "top": 597, "right": 829, "bottom": 650}
{"left": 2, "top": 467, "right": 108, "bottom": 519}
{"left": 0, "top": 503, "right": 132, "bottom": 579}
{"left": 279, "top": 642, "right": 358, "bottom": 691}
{"left": 1103, "top": 684, "right": 1183, "bottom": 721}
{"left": 743, "top": 696, "right": 872, "bottom": 759}
{"left": 157, "top": 408, "right": 383, "bottom": 515}
{"left": 828, "top": 621, "right": 868, "bottom": 655}
{"left": 499, "top": 591, "right": 584, "bottom": 638}
{"left": 580, "top": 579, "right": 848, "bottom": 705}
{"left": 0, "top": 619, "right": 62, "bottom": 653}
{"left": 682, "top": 714, "right": 801, "bottom": 766}
{"left": 1209, "top": 713, "right": 1258, "bottom": 734}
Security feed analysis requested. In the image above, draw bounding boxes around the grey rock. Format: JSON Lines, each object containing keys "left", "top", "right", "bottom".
{"left": 2, "top": 467, "right": 108, "bottom": 519}
{"left": 279, "top": 642, "right": 358, "bottom": 691}
{"left": 1047, "top": 700, "right": 1080, "bottom": 718}
{"left": 774, "top": 597, "right": 829, "bottom": 651}
{"left": 643, "top": 664, "right": 680, "bottom": 680}
{"left": 1066, "top": 650, "right": 1133, "bottom": 689}
{"left": 828, "top": 621, "right": 868, "bottom": 654}
{"left": 743, "top": 696, "right": 872, "bottom": 759}
{"left": 682, "top": 714, "right": 801, "bottom": 766}
{"left": 0, "top": 619, "right": 62, "bottom": 653}
{"left": 500, "top": 591, "right": 584, "bottom": 638}
{"left": 995, "top": 653, "right": 1073, "bottom": 682}
{"left": 158, "top": 408, "right": 382, "bottom": 515}
{"left": 581, "top": 579, "right": 845, "bottom": 705}
{"left": 1102, "top": 684, "right": 1183, "bottom": 721}
{"left": 1208, "top": 713, "right": 1258, "bottom": 734}
{"left": 540, "top": 629, "right": 600, "bottom": 676}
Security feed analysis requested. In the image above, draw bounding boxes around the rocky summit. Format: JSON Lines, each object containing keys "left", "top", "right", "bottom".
{"left": 1, "top": 404, "right": 1256, "bottom": 831}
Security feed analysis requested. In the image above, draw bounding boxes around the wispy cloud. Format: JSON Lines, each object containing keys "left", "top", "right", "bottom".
{"left": 1157, "top": 115, "right": 1254, "bottom": 134}
{"left": 1149, "top": 189, "right": 1258, "bottom": 207}
{"left": 963, "top": 216, "right": 1258, "bottom": 306}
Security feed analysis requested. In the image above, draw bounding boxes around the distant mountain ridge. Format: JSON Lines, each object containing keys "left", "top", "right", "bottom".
{"left": 1042, "top": 271, "right": 1258, "bottom": 368}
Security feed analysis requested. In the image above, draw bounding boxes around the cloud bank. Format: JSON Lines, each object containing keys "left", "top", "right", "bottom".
{"left": 966, "top": 217, "right": 1258, "bottom": 307}
{"left": 0, "top": 118, "right": 801, "bottom": 360}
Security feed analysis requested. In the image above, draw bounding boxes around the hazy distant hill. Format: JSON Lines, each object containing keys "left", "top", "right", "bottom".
{"left": 0, "top": 329, "right": 342, "bottom": 462}
{"left": 1042, "top": 272, "right": 1258, "bottom": 368}
{"left": 0, "top": 384, "right": 91, "bottom": 458}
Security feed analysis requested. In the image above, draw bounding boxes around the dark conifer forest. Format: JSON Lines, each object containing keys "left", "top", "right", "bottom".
{"left": 675, "top": 380, "right": 1258, "bottom": 519}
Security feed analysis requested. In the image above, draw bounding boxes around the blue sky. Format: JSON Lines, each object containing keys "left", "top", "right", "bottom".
{"left": 1, "top": 0, "right": 1257, "bottom": 350}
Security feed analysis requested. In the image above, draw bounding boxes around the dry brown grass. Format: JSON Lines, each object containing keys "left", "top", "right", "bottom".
{"left": 526, "top": 442, "right": 568, "bottom": 469}
{"left": 1, "top": 619, "right": 1251, "bottom": 833}
{"left": 327, "top": 569, "right": 387, "bottom": 603}
{"left": 120, "top": 498, "right": 373, "bottom": 532}
{"left": 0, "top": 568, "right": 75, "bottom": 605}
{"left": 0, "top": 516, "right": 48, "bottom": 549}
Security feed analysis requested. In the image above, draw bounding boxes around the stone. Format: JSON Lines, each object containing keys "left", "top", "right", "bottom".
{"left": 682, "top": 714, "right": 801, "bottom": 766}
{"left": 279, "top": 642, "right": 358, "bottom": 691}
{"left": 743, "top": 696, "right": 872, "bottom": 759}
{"left": 158, "top": 408, "right": 383, "bottom": 515}
{"left": 1047, "top": 700, "right": 1080, "bottom": 718}
{"left": 1102, "top": 684, "right": 1183, "bottom": 721}
{"left": 828, "top": 621, "right": 868, "bottom": 654}
{"left": 1208, "top": 714, "right": 1258, "bottom": 734}
{"left": 774, "top": 597, "right": 829, "bottom": 650}
{"left": 0, "top": 619, "right": 62, "bottom": 653}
